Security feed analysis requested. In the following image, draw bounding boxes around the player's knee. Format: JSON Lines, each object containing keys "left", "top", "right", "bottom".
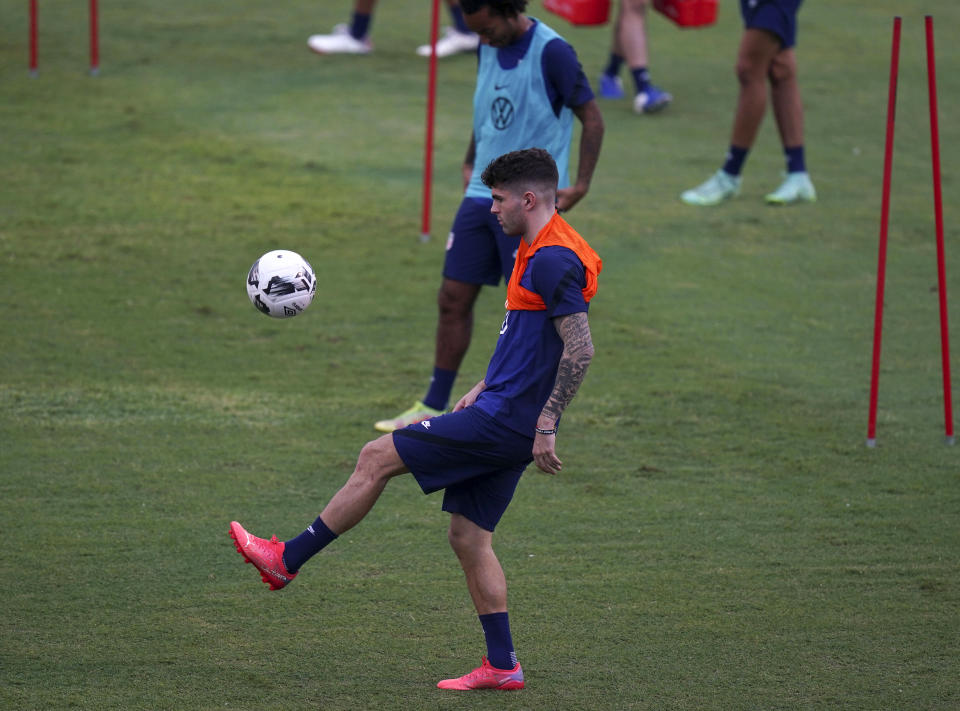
{"left": 447, "top": 517, "right": 490, "bottom": 557}
{"left": 447, "top": 523, "right": 466, "bottom": 555}
{"left": 437, "top": 283, "right": 471, "bottom": 319}
{"left": 447, "top": 521, "right": 472, "bottom": 555}
{"left": 357, "top": 439, "right": 378, "bottom": 466}
{"left": 768, "top": 54, "right": 796, "bottom": 85}
{"left": 734, "top": 58, "right": 764, "bottom": 88}
{"left": 437, "top": 285, "right": 456, "bottom": 315}
{"left": 355, "top": 437, "right": 395, "bottom": 483}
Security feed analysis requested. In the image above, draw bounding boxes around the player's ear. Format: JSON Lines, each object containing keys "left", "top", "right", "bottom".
{"left": 522, "top": 190, "right": 536, "bottom": 210}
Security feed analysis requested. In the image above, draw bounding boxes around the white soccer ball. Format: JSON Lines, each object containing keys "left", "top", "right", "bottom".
{"left": 246, "top": 250, "right": 316, "bottom": 319}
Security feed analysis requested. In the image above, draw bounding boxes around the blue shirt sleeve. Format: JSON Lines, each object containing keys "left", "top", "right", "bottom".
{"left": 542, "top": 38, "right": 594, "bottom": 116}
{"left": 528, "top": 246, "right": 589, "bottom": 318}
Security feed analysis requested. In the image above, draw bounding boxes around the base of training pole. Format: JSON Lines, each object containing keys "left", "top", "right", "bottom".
{"left": 946, "top": 436, "right": 955, "bottom": 446}
{"left": 420, "top": 232, "right": 430, "bottom": 243}
{"left": 866, "top": 438, "right": 877, "bottom": 449}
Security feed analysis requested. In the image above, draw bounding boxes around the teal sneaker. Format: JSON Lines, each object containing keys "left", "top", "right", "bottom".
{"left": 680, "top": 170, "right": 741, "bottom": 206}
{"left": 765, "top": 172, "right": 816, "bottom": 205}
{"left": 374, "top": 400, "right": 444, "bottom": 432}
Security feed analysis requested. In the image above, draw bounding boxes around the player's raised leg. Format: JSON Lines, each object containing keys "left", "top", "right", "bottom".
{"left": 230, "top": 434, "right": 408, "bottom": 590}
{"left": 317, "top": 435, "right": 408, "bottom": 533}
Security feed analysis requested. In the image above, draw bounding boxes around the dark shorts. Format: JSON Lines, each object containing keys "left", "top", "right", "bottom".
{"left": 443, "top": 197, "right": 521, "bottom": 286}
{"left": 392, "top": 406, "right": 533, "bottom": 532}
{"left": 740, "top": 0, "right": 802, "bottom": 48}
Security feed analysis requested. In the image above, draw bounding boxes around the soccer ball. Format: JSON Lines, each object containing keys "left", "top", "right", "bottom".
{"left": 246, "top": 250, "right": 316, "bottom": 318}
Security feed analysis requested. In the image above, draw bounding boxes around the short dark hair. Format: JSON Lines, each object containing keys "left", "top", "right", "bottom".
{"left": 480, "top": 147, "right": 559, "bottom": 195}
{"left": 460, "top": 0, "right": 527, "bottom": 18}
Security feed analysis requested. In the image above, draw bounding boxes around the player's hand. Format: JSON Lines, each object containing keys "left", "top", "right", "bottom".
{"left": 532, "top": 433, "right": 562, "bottom": 475}
{"left": 453, "top": 380, "right": 485, "bottom": 412}
{"left": 555, "top": 183, "right": 587, "bottom": 212}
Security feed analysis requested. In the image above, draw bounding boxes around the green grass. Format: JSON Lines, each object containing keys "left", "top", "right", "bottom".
{"left": 2, "top": 0, "right": 959, "bottom": 708}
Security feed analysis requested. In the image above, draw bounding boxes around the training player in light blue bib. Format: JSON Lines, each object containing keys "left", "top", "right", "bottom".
{"left": 466, "top": 19, "right": 573, "bottom": 199}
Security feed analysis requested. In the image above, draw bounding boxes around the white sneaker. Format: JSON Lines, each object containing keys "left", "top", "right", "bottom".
{"left": 308, "top": 24, "right": 372, "bottom": 55}
{"left": 764, "top": 171, "right": 816, "bottom": 205}
{"left": 416, "top": 27, "right": 479, "bottom": 58}
{"left": 680, "top": 170, "right": 741, "bottom": 206}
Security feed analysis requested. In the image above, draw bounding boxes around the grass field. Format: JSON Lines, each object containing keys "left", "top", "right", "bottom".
{"left": 2, "top": 1, "right": 959, "bottom": 708}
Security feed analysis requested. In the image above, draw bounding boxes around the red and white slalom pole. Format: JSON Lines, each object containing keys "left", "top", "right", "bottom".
{"left": 90, "top": 0, "right": 100, "bottom": 76}
{"left": 29, "top": 0, "right": 39, "bottom": 77}
{"left": 924, "top": 15, "right": 954, "bottom": 445}
{"left": 420, "top": 0, "right": 441, "bottom": 242}
{"left": 867, "top": 16, "right": 901, "bottom": 448}
{"left": 867, "top": 15, "right": 954, "bottom": 447}
{"left": 27, "top": 0, "right": 99, "bottom": 76}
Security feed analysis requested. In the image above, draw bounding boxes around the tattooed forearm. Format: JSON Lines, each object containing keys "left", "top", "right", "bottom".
{"left": 540, "top": 312, "right": 595, "bottom": 425}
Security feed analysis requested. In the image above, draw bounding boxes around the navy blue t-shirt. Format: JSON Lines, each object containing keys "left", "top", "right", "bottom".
{"left": 475, "top": 246, "right": 589, "bottom": 436}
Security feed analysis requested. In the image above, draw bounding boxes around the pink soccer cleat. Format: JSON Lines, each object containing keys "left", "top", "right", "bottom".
{"left": 229, "top": 520, "right": 297, "bottom": 591}
{"left": 437, "top": 657, "right": 525, "bottom": 691}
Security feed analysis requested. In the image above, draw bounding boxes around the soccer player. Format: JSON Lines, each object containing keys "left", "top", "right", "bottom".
{"left": 374, "top": 0, "right": 604, "bottom": 432}
{"left": 230, "top": 147, "right": 601, "bottom": 691}
{"left": 307, "top": 0, "right": 480, "bottom": 58}
{"left": 681, "top": 0, "right": 816, "bottom": 206}
{"left": 597, "top": 0, "right": 673, "bottom": 114}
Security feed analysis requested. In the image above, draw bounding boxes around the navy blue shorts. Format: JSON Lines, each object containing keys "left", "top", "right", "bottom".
{"left": 443, "top": 197, "right": 521, "bottom": 286}
{"left": 740, "top": 0, "right": 802, "bottom": 48}
{"left": 392, "top": 407, "right": 533, "bottom": 532}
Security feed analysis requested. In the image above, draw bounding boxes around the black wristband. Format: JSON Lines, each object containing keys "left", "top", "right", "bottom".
{"left": 535, "top": 427, "right": 557, "bottom": 436}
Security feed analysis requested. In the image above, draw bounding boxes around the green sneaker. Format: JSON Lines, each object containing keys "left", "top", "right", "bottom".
{"left": 680, "top": 170, "right": 741, "bottom": 206}
{"left": 374, "top": 400, "right": 444, "bottom": 432}
{"left": 765, "top": 171, "right": 816, "bottom": 205}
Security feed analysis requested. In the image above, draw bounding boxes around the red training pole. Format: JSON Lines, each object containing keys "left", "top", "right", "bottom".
{"left": 90, "top": 0, "right": 99, "bottom": 75}
{"left": 420, "top": 0, "right": 441, "bottom": 242}
{"left": 867, "top": 16, "right": 902, "bottom": 448}
{"left": 925, "top": 15, "right": 954, "bottom": 445}
{"left": 29, "top": 0, "right": 39, "bottom": 77}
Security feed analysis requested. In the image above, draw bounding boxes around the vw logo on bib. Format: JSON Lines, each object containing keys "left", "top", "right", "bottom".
{"left": 491, "top": 97, "right": 515, "bottom": 130}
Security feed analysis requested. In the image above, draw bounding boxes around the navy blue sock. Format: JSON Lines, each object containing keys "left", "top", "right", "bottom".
{"left": 631, "top": 67, "right": 651, "bottom": 94}
{"left": 349, "top": 12, "right": 371, "bottom": 40}
{"left": 603, "top": 53, "right": 623, "bottom": 78}
{"left": 423, "top": 367, "right": 456, "bottom": 412}
{"left": 722, "top": 145, "right": 749, "bottom": 177}
{"left": 449, "top": 5, "right": 469, "bottom": 34}
{"left": 282, "top": 516, "right": 337, "bottom": 573}
{"left": 785, "top": 145, "right": 806, "bottom": 173}
{"left": 479, "top": 612, "right": 517, "bottom": 670}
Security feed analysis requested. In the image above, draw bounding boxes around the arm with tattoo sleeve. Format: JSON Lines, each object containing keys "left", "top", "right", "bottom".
{"left": 532, "top": 311, "right": 594, "bottom": 474}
